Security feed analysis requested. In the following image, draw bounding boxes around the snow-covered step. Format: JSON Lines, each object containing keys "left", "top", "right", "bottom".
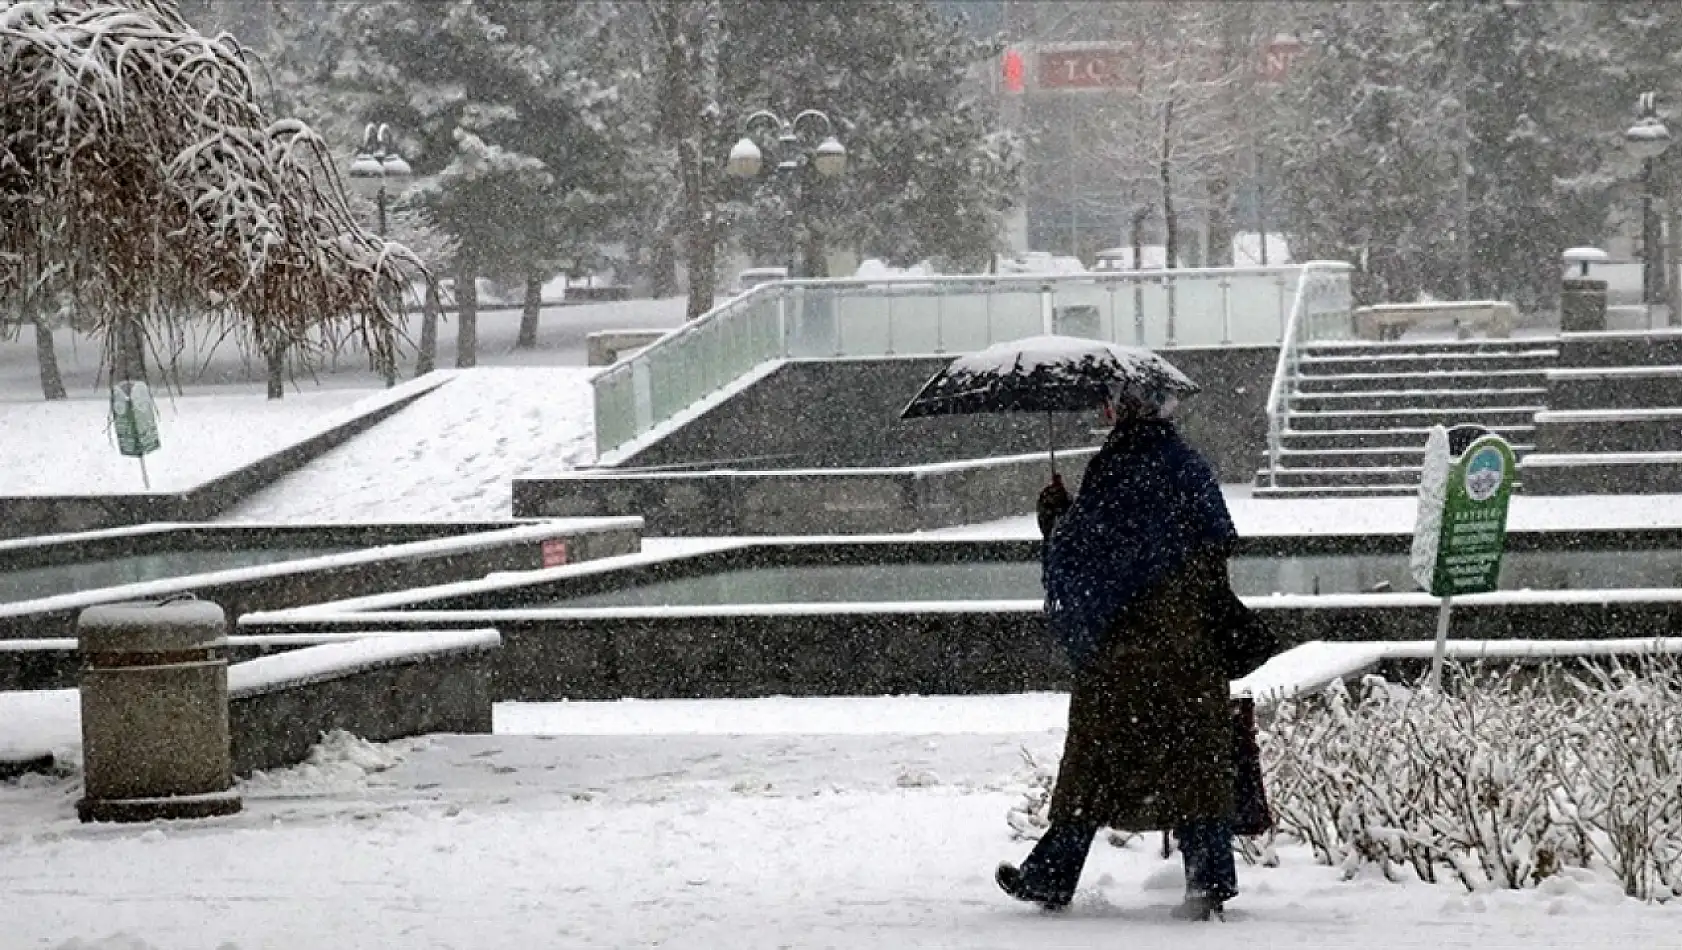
{"left": 1519, "top": 450, "right": 1682, "bottom": 495}
{"left": 1261, "top": 464, "right": 1426, "bottom": 489}
{"left": 1301, "top": 338, "right": 1561, "bottom": 359}
{"left": 1531, "top": 406, "right": 1682, "bottom": 456}
{"left": 1281, "top": 424, "right": 1536, "bottom": 452}
{"left": 1294, "top": 368, "right": 1548, "bottom": 394}
{"left": 1299, "top": 348, "right": 1559, "bottom": 367}
{"left": 1286, "top": 406, "right": 1543, "bottom": 432}
{"left": 1250, "top": 482, "right": 1422, "bottom": 499}
{"left": 1289, "top": 388, "right": 1547, "bottom": 412}
{"left": 1267, "top": 444, "right": 1535, "bottom": 470}
{"left": 1544, "top": 364, "right": 1682, "bottom": 411}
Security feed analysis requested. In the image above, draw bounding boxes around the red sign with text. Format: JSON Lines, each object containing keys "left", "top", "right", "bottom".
{"left": 1029, "top": 38, "right": 1304, "bottom": 91}
{"left": 541, "top": 539, "right": 569, "bottom": 568}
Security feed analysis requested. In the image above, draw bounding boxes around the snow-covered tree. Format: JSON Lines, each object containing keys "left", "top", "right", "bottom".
{"left": 0, "top": 0, "right": 424, "bottom": 396}
{"left": 289, "top": 0, "right": 631, "bottom": 362}
{"left": 716, "top": 0, "right": 1020, "bottom": 276}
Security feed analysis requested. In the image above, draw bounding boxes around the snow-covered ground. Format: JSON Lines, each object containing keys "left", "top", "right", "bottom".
{"left": 0, "top": 387, "right": 370, "bottom": 495}
{"left": 1, "top": 695, "right": 1673, "bottom": 950}
{"left": 223, "top": 367, "right": 598, "bottom": 522}
{"left": 0, "top": 300, "right": 690, "bottom": 402}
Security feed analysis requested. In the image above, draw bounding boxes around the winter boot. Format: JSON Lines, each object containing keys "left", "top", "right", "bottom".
{"left": 994, "top": 862, "right": 1073, "bottom": 911}
{"left": 1170, "top": 891, "right": 1227, "bottom": 922}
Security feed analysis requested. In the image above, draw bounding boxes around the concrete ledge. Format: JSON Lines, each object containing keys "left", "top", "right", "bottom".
{"left": 228, "top": 630, "right": 499, "bottom": 776}
{"left": 1544, "top": 368, "right": 1682, "bottom": 410}
{"left": 1520, "top": 452, "right": 1682, "bottom": 494}
{"left": 514, "top": 450, "right": 1100, "bottom": 535}
{"left": 0, "top": 374, "right": 455, "bottom": 540}
{"left": 1557, "top": 330, "right": 1682, "bottom": 368}
{"left": 0, "top": 519, "right": 642, "bottom": 650}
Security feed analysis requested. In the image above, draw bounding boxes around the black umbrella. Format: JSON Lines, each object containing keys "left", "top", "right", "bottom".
{"left": 899, "top": 334, "right": 1200, "bottom": 475}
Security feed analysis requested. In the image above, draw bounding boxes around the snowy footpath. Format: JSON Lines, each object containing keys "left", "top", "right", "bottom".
{"left": 223, "top": 367, "right": 598, "bottom": 522}
{"left": 1, "top": 695, "right": 1674, "bottom": 950}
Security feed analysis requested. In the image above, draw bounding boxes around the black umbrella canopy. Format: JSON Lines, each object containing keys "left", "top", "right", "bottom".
{"left": 899, "top": 335, "right": 1200, "bottom": 420}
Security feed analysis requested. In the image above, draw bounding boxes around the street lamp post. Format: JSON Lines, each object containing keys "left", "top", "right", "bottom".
{"left": 1625, "top": 92, "right": 1672, "bottom": 326}
{"left": 725, "top": 109, "right": 847, "bottom": 278}
{"left": 348, "top": 123, "right": 413, "bottom": 385}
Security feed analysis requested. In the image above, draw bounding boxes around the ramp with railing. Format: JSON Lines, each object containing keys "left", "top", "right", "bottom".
{"left": 593, "top": 263, "right": 1354, "bottom": 464}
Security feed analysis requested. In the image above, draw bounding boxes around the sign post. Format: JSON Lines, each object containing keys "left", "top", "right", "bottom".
{"left": 1410, "top": 425, "right": 1516, "bottom": 691}
{"left": 110, "top": 381, "right": 162, "bottom": 489}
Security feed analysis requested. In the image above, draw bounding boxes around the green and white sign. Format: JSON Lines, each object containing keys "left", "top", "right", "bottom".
{"left": 110, "top": 380, "right": 162, "bottom": 491}
{"left": 1411, "top": 428, "right": 1516, "bottom": 597}
{"left": 111, "top": 381, "right": 161, "bottom": 458}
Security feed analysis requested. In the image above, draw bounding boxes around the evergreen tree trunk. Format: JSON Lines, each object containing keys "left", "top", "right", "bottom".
{"left": 515, "top": 274, "right": 542, "bottom": 348}
{"left": 265, "top": 341, "right": 285, "bottom": 400}
{"left": 415, "top": 281, "right": 439, "bottom": 376}
{"left": 455, "top": 260, "right": 479, "bottom": 368}
{"left": 27, "top": 294, "right": 67, "bottom": 401}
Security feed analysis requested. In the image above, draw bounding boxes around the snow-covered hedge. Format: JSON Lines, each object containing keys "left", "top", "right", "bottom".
{"left": 1007, "top": 657, "right": 1682, "bottom": 902}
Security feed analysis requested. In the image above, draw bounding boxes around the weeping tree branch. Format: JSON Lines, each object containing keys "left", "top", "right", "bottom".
{"left": 0, "top": 0, "right": 430, "bottom": 383}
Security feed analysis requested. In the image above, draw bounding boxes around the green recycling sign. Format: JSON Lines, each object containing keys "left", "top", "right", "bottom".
{"left": 1410, "top": 427, "right": 1516, "bottom": 597}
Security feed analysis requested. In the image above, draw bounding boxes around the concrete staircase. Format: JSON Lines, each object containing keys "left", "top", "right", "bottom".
{"left": 1519, "top": 330, "right": 1682, "bottom": 494}
{"left": 1254, "top": 339, "right": 1559, "bottom": 498}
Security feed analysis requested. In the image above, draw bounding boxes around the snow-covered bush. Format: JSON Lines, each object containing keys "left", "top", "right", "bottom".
{"left": 1264, "top": 656, "right": 1682, "bottom": 901}
{"left": 1005, "top": 655, "right": 1682, "bottom": 901}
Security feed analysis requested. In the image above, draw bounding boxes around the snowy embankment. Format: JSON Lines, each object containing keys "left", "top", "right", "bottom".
{"left": 222, "top": 367, "right": 598, "bottom": 522}
{"left": 0, "top": 694, "right": 1674, "bottom": 950}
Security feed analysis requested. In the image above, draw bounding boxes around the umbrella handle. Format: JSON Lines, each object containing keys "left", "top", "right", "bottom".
{"left": 1047, "top": 411, "right": 1057, "bottom": 478}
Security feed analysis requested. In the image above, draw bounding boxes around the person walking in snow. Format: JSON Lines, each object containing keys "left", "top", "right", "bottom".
{"left": 995, "top": 381, "right": 1275, "bottom": 921}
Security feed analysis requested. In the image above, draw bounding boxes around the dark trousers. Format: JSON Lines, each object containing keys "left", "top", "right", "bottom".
{"left": 1020, "top": 817, "right": 1237, "bottom": 901}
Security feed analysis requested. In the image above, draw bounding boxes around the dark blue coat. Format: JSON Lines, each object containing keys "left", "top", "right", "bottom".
{"left": 1042, "top": 421, "right": 1237, "bottom": 673}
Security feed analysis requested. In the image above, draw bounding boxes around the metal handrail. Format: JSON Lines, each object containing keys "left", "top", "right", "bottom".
{"left": 594, "top": 263, "right": 1321, "bottom": 460}
{"left": 1263, "top": 261, "right": 1357, "bottom": 486}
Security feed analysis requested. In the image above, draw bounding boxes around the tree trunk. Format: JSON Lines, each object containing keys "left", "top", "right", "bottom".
{"left": 516, "top": 274, "right": 542, "bottom": 348}
{"left": 1160, "top": 100, "right": 1178, "bottom": 271}
{"left": 650, "top": 230, "right": 679, "bottom": 298}
{"left": 114, "top": 317, "right": 147, "bottom": 383}
{"left": 26, "top": 294, "right": 66, "bottom": 401}
{"left": 265, "top": 341, "right": 285, "bottom": 399}
{"left": 455, "top": 261, "right": 479, "bottom": 368}
{"left": 415, "top": 280, "right": 439, "bottom": 376}
{"left": 1205, "top": 173, "right": 1234, "bottom": 267}
{"left": 654, "top": 0, "right": 722, "bottom": 321}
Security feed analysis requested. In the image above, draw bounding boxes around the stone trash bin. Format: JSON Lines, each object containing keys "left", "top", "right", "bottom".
{"left": 76, "top": 598, "right": 243, "bottom": 823}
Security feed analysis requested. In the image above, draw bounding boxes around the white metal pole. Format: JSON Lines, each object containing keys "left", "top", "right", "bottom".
{"left": 1428, "top": 596, "right": 1453, "bottom": 691}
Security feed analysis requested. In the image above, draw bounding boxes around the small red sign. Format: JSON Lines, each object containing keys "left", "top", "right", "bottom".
{"left": 541, "top": 539, "right": 570, "bottom": 568}
{"left": 1002, "top": 48, "right": 1025, "bottom": 94}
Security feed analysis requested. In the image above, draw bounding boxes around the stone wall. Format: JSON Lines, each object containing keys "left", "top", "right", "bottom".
{"left": 609, "top": 348, "right": 1276, "bottom": 482}
{"left": 228, "top": 631, "right": 498, "bottom": 775}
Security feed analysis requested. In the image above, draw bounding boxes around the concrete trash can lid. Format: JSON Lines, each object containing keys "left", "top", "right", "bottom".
{"left": 77, "top": 600, "right": 228, "bottom": 654}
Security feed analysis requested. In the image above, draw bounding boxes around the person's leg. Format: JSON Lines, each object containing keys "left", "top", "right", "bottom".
{"left": 1175, "top": 816, "right": 1238, "bottom": 905}
{"left": 997, "top": 820, "right": 1099, "bottom": 907}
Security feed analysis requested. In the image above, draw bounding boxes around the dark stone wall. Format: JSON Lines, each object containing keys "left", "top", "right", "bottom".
{"left": 232, "top": 596, "right": 1682, "bottom": 702}
{"left": 229, "top": 647, "right": 494, "bottom": 776}
{"left": 615, "top": 347, "right": 1277, "bottom": 483}
{"left": 514, "top": 449, "right": 1101, "bottom": 536}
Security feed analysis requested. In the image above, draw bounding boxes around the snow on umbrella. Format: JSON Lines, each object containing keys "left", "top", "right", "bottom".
{"left": 898, "top": 335, "right": 1200, "bottom": 474}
